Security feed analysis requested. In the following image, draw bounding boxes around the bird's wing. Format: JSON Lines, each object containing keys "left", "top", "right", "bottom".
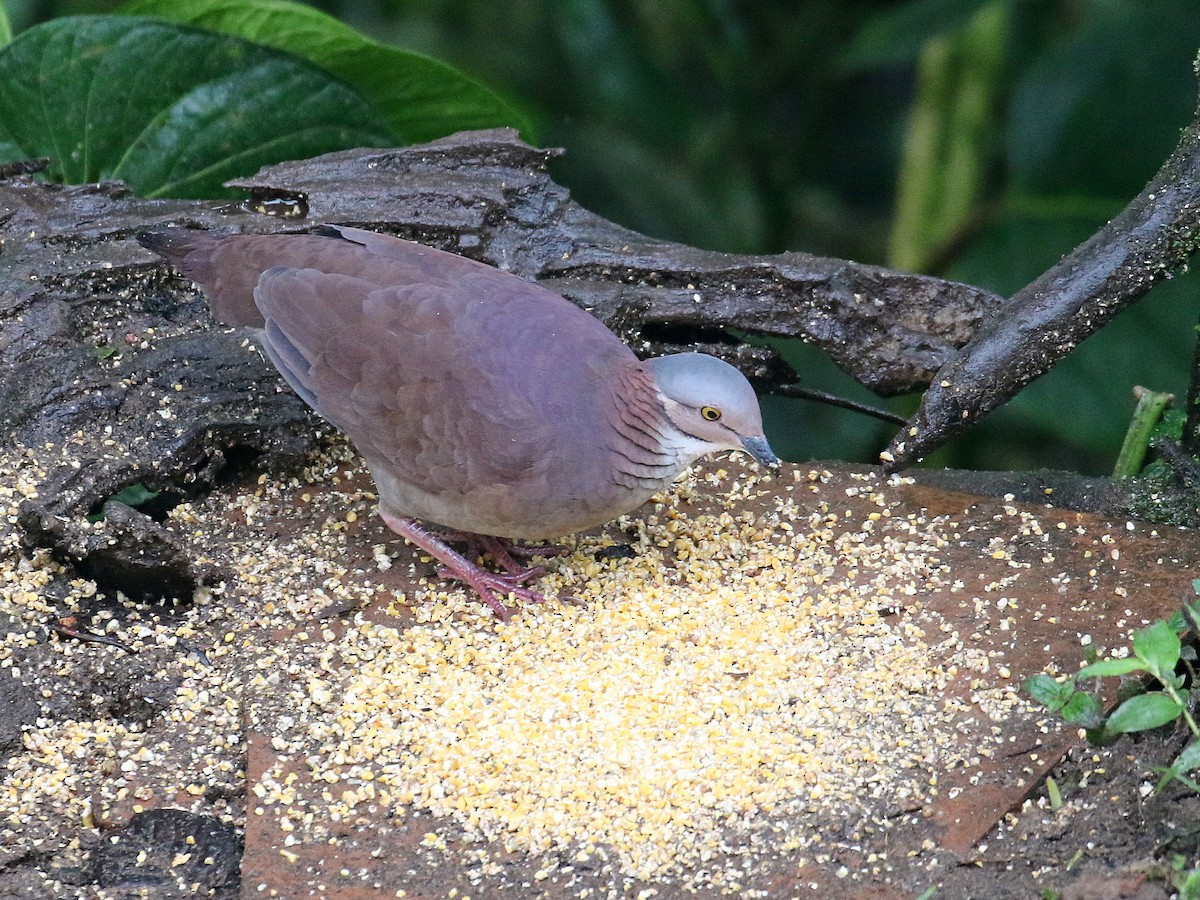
{"left": 251, "top": 264, "right": 627, "bottom": 502}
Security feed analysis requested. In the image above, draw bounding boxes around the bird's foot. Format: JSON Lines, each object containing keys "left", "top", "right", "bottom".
{"left": 429, "top": 529, "right": 564, "bottom": 581}
{"left": 433, "top": 529, "right": 565, "bottom": 577}
{"left": 489, "top": 537, "right": 569, "bottom": 560}
{"left": 473, "top": 536, "right": 549, "bottom": 581}
{"left": 437, "top": 560, "right": 543, "bottom": 587}
{"left": 381, "top": 512, "right": 546, "bottom": 619}
{"left": 436, "top": 564, "right": 545, "bottom": 608}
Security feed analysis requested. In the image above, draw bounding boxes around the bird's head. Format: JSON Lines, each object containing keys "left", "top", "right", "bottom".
{"left": 645, "top": 352, "right": 780, "bottom": 469}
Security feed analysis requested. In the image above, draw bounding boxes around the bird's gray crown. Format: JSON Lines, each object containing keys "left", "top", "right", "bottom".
{"left": 644, "top": 352, "right": 758, "bottom": 411}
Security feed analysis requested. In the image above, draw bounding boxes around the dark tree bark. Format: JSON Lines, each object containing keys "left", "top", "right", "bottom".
{"left": 3, "top": 125, "right": 1197, "bottom": 601}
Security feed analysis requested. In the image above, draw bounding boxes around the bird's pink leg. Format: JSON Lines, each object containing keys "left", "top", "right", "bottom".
{"left": 379, "top": 511, "right": 544, "bottom": 619}
{"left": 488, "top": 537, "right": 569, "bottom": 561}
{"left": 476, "top": 537, "right": 546, "bottom": 581}
{"left": 432, "top": 530, "right": 565, "bottom": 580}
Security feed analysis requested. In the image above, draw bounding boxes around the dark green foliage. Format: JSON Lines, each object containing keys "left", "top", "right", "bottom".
{"left": 107, "top": 483, "right": 161, "bottom": 508}
{"left": 87, "top": 483, "right": 161, "bottom": 522}
{"left": 0, "top": 1, "right": 526, "bottom": 198}
{"left": 3, "top": 0, "right": 1199, "bottom": 471}
{"left": 0, "top": 16, "right": 394, "bottom": 197}
{"left": 1026, "top": 673, "right": 1104, "bottom": 730}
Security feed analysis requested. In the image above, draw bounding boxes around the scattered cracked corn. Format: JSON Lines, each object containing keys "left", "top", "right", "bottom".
{"left": 244, "top": 465, "right": 991, "bottom": 882}
{"left": 0, "top": 439, "right": 1050, "bottom": 891}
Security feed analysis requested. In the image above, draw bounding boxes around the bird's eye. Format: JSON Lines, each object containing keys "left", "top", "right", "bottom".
{"left": 701, "top": 406, "right": 722, "bottom": 421}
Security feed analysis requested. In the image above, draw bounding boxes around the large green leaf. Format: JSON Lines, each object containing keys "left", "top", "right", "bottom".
{"left": 1104, "top": 691, "right": 1183, "bottom": 735}
{"left": 0, "top": 16, "right": 393, "bottom": 198}
{"left": 118, "top": 0, "right": 531, "bottom": 143}
{"left": 1132, "top": 620, "right": 1183, "bottom": 683}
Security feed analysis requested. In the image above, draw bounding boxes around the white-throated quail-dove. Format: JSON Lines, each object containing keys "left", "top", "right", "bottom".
{"left": 138, "top": 225, "right": 779, "bottom": 618}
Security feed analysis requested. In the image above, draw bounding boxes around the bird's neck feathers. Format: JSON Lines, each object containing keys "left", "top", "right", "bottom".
{"left": 607, "top": 364, "right": 709, "bottom": 489}
{"left": 653, "top": 394, "right": 730, "bottom": 466}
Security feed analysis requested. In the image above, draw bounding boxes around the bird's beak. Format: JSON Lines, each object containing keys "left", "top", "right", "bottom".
{"left": 740, "top": 435, "right": 780, "bottom": 468}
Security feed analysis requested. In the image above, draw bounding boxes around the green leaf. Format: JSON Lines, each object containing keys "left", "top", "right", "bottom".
{"left": 118, "top": 0, "right": 530, "bottom": 143}
{"left": 1187, "top": 602, "right": 1200, "bottom": 641}
{"left": 1084, "top": 724, "right": 1120, "bottom": 747}
{"left": 0, "top": 16, "right": 392, "bottom": 198}
{"left": 0, "top": 3, "right": 11, "bottom": 48}
{"left": 1173, "top": 740, "right": 1200, "bottom": 777}
{"left": 1045, "top": 774, "right": 1062, "bottom": 810}
{"left": 1133, "top": 620, "right": 1182, "bottom": 681}
{"left": 1158, "top": 769, "right": 1200, "bottom": 797}
{"left": 1026, "top": 674, "right": 1074, "bottom": 711}
{"left": 1060, "top": 690, "right": 1103, "bottom": 729}
{"left": 109, "top": 484, "right": 161, "bottom": 508}
{"left": 1026, "top": 674, "right": 1105, "bottom": 729}
{"left": 88, "top": 482, "right": 163, "bottom": 522}
{"left": 1104, "top": 691, "right": 1183, "bottom": 735}
{"left": 1076, "top": 657, "right": 1146, "bottom": 679}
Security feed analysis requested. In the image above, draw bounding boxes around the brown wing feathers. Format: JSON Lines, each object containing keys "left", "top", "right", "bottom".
{"left": 136, "top": 226, "right": 682, "bottom": 537}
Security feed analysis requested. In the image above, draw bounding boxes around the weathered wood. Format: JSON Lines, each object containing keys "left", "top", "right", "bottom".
{"left": 3, "top": 127, "right": 1185, "bottom": 596}
{"left": 0, "top": 130, "right": 999, "bottom": 566}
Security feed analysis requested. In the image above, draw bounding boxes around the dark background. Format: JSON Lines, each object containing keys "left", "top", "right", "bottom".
{"left": 8, "top": 0, "right": 1199, "bottom": 472}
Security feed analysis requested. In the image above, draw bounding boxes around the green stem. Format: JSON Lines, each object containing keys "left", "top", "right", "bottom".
{"left": 1113, "top": 386, "right": 1175, "bottom": 478}
{"left": 1165, "top": 683, "right": 1200, "bottom": 740}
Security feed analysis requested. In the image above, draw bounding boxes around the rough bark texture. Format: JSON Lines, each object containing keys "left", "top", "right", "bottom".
{"left": 2, "top": 126, "right": 1195, "bottom": 601}
{"left": 0, "top": 128, "right": 1005, "bottom": 588}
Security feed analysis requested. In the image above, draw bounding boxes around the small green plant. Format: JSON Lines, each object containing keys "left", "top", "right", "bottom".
{"left": 1044, "top": 774, "right": 1063, "bottom": 810}
{"left": 1028, "top": 581, "right": 1200, "bottom": 892}
{"left": 1112, "top": 386, "right": 1175, "bottom": 479}
{"left": 1027, "top": 579, "right": 1200, "bottom": 762}
{"left": 1155, "top": 854, "right": 1200, "bottom": 900}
